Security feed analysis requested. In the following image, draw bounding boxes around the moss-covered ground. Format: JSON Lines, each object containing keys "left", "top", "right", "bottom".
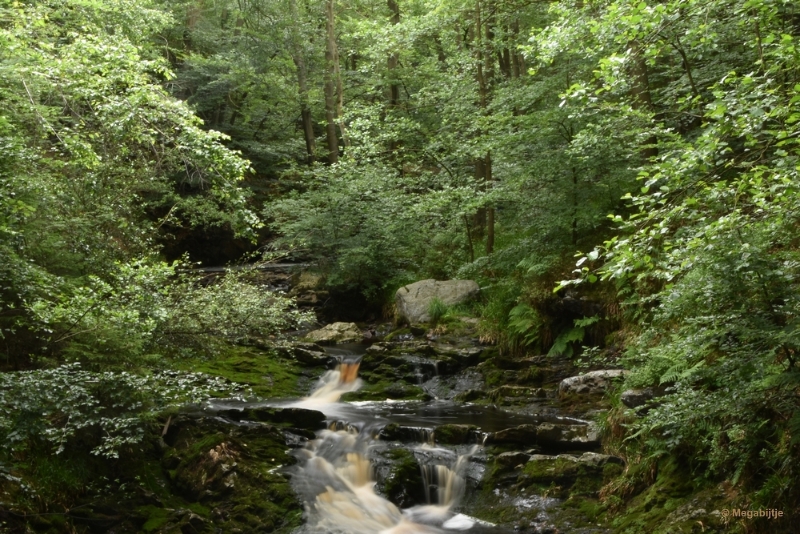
{"left": 173, "top": 343, "right": 312, "bottom": 399}
{"left": 0, "top": 340, "right": 311, "bottom": 533}
{"left": 0, "top": 415, "right": 304, "bottom": 534}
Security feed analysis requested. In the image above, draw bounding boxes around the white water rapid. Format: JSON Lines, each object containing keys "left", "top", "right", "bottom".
{"left": 293, "top": 360, "right": 363, "bottom": 407}
{"left": 291, "top": 359, "right": 481, "bottom": 533}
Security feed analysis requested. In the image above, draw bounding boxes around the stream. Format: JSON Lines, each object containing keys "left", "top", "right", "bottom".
{"left": 210, "top": 343, "right": 603, "bottom": 534}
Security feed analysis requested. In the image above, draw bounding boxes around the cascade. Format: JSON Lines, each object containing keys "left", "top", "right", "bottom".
{"left": 292, "top": 358, "right": 475, "bottom": 533}
{"left": 296, "top": 360, "right": 363, "bottom": 406}
{"left": 419, "top": 448, "right": 473, "bottom": 506}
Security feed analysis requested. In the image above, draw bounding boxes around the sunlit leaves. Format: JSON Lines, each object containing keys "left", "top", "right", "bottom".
{"left": 0, "top": 364, "right": 240, "bottom": 457}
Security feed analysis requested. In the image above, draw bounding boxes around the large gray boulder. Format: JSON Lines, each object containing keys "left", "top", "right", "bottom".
{"left": 558, "top": 369, "right": 630, "bottom": 398}
{"left": 304, "top": 322, "right": 362, "bottom": 345}
{"left": 395, "top": 279, "right": 480, "bottom": 323}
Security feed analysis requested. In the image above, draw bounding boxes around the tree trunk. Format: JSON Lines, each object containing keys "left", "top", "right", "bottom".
{"left": 511, "top": 20, "right": 521, "bottom": 78}
{"left": 485, "top": 152, "right": 494, "bottom": 255}
{"left": 475, "top": 1, "right": 495, "bottom": 255}
{"left": 499, "top": 45, "right": 511, "bottom": 78}
{"left": 464, "top": 214, "right": 475, "bottom": 262}
{"left": 324, "top": 0, "right": 339, "bottom": 163}
{"left": 295, "top": 55, "right": 316, "bottom": 164}
{"left": 289, "top": 0, "right": 316, "bottom": 164}
{"left": 473, "top": 157, "right": 486, "bottom": 239}
{"left": 475, "top": 2, "right": 488, "bottom": 109}
{"left": 387, "top": 0, "right": 400, "bottom": 108}
{"left": 387, "top": 0, "right": 400, "bottom": 154}
{"left": 630, "top": 41, "right": 657, "bottom": 159}
{"left": 571, "top": 167, "right": 578, "bottom": 246}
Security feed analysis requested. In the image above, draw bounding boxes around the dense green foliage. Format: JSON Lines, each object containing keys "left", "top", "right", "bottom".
{"left": 0, "top": 0, "right": 310, "bottom": 520}
{"left": 2, "top": 0, "right": 800, "bottom": 530}
{"left": 548, "top": 0, "right": 800, "bottom": 513}
{"left": 0, "top": 0, "right": 304, "bottom": 368}
{"left": 0, "top": 365, "right": 238, "bottom": 458}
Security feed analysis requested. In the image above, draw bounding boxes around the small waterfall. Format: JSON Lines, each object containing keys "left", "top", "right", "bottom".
{"left": 328, "top": 420, "right": 360, "bottom": 434}
{"left": 421, "top": 464, "right": 464, "bottom": 506}
{"left": 378, "top": 424, "right": 435, "bottom": 445}
{"left": 291, "top": 357, "right": 436, "bottom": 533}
{"left": 291, "top": 348, "right": 478, "bottom": 533}
{"left": 419, "top": 446, "right": 474, "bottom": 506}
{"left": 338, "top": 361, "right": 361, "bottom": 384}
{"left": 418, "top": 428, "right": 435, "bottom": 445}
{"left": 293, "top": 429, "right": 442, "bottom": 534}
{"left": 297, "top": 360, "right": 363, "bottom": 406}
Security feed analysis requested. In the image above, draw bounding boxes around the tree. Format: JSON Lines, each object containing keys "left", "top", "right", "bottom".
{"left": 549, "top": 0, "right": 800, "bottom": 508}
{"left": 0, "top": 0, "right": 310, "bottom": 367}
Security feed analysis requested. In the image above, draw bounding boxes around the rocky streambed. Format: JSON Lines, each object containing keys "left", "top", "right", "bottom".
{"left": 183, "top": 322, "right": 630, "bottom": 534}
{"left": 40, "top": 319, "right": 726, "bottom": 534}
{"left": 0, "top": 283, "right": 761, "bottom": 533}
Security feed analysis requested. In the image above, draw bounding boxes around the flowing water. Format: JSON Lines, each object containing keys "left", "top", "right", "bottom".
{"left": 287, "top": 349, "right": 514, "bottom": 534}
{"left": 208, "top": 345, "right": 589, "bottom": 533}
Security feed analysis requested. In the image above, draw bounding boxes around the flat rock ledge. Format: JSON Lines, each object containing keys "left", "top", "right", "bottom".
{"left": 487, "top": 422, "right": 600, "bottom": 451}
{"left": 621, "top": 387, "right": 655, "bottom": 408}
{"left": 558, "top": 369, "right": 630, "bottom": 398}
{"left": 304, "top": 322, "right": 362, "bottom": 345}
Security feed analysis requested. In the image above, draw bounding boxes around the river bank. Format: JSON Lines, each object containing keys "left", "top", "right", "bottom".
{"left": 1, "top": 316, "right": 745, "bottom": 533}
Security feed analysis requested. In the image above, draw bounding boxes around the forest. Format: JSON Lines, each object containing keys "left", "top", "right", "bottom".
{"left": 1, "top": 0, "right": 799, "bottom": 532}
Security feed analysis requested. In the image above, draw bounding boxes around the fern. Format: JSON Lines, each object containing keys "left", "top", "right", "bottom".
{"left": 547, "top": 315, "right": 603, "bottom": 357}
{"left": 548, "top": 327, "right": 585, "bottom": 357}
{"left": 507, "top": 304, "right": 542, "bottom": 347}
{"left": 574, "top": 315, "right": 600, "bottom": 328}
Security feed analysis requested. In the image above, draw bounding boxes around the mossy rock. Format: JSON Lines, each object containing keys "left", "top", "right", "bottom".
{"left": 385, "top": 328, "right": 412, "bottom": 342}
{"left": 464, "top": 453, "right": 621, "bottom": 532}
{"left": 453, "top": 389, "right": 487, "bottom": 402}
{"left": 488, "top": 385, "right": 547, "bottom": 403}
{"left": 138, "top": 505, "right": 171, "bottom": 532}
{"left": 610, "top": 459, "right": 730, "bottom": 534}
{"left": 519, "top": 454, "right": 623, "bottom": 498}
{"left": 434, "top": 424, "right": 476, "bottom": 445}
{"left": 163, "top": 417, "right": 302, "bottom": 533}
{"left": 341, "top": 381, "right": 431, "bottom": 401}
{"left": 377, "top": 448, "right": 426, "bottom": 508}
{"left": 219, "top": 406, "right": 326, "bottom": 430}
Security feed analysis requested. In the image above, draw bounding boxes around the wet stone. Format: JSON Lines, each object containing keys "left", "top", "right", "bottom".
{"left": 497, "top": 451, "right": 532, "bottom": 467}
{"left": 490, "top": 385, "right": 548, "bottom": 401}
{"left": 365, "top": 343, "right": 390, "bottom": 355}
{"left": 220, "top": 407, "right": 326, "bottom": 430}
{"left": 535, "top": 422, "right": 601, "bottom": 451}
{"left": 434, "top": 424, "right": 476, "bottom": 445}
{"left": 373, "top": 447, "right": 427, "bottom": 508}
{"left": 293, "top": 345, "right": 333, "bottom": 366}
{"left": 304, "top": 322, "right": 363, "bottom": 345}
{"left": 620, "top": 387, "right": 654, "bottom": 408}
{"left": 379, "top": 423, "right": 435, "bottom": 443}
{"left": 558, "top": 369, "right": 630, "bottom": 398}
{"left": 573, "top": 452, "right": 625, "bottom": 467}
{"left": 489, "top": 424, "right": 539, "bottom": 445}
{"left": 453, "top": 388, "right": 486, "bottom": 402}
{"left": 487, "top": 422, "right": 600, "bottom": 452}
